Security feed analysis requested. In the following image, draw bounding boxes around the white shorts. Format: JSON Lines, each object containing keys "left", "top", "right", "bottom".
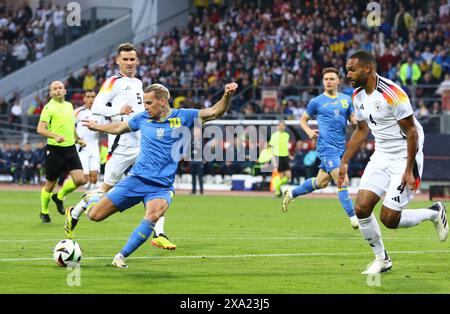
{"left": 358, "top": 151, "right": 423, "bottom": 211}
{"left": 78, "top": 149, "right": 100, "bottom": 174}
{"left": 103, "top": 144, "right": 139, "bottom": 186}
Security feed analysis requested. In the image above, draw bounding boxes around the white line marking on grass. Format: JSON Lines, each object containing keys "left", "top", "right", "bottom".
{"left": 1, "top": 250, "right": 449, "bottom": 262}
{"left": 0, "top": 236, "right": 440, "bottom": 243}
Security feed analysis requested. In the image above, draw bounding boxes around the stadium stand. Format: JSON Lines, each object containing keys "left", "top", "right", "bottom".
{"left": 0, "top": 0, "right": 120, "bottom": 78}
{"left": 0, "top": 0, "right": 449, "bottom": 187}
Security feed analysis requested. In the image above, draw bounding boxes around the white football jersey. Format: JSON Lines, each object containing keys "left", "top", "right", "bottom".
{"left": 91, "top": 72, "right": 144, "bottom": 150}
{"left": 352, "top": 75, "right": 424, "bottom": 157}
{"left": 74, "top": 106, "right": 102, "bottom": 154}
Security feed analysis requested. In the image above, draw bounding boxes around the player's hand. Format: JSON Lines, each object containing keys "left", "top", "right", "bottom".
{"left": 55, "top": 135, "right": 65, "bottom": 143}
{"left": 401, "top": 170, "right": 417, "bottom": 192}
{"left": 76, "top": 138, "right": 86, "bottom": 147}
{"left": 120, "top": 104, "right": 134, "bottom": 115}
{"left": 307, "top": 129, "right": 319, "bottom": 141}
{"left": 338, "top": 162, "right": 348, "bottom": 189}
{"left": 224, "top": 82, "right": 238, "bottom": 97}
{"left": 82, "top": 119, "right": 98, "bottom": 131}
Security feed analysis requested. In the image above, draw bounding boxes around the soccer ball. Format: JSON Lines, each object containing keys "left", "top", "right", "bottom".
{"left": 53, "top": 239, "right": 82, "bottom": 267}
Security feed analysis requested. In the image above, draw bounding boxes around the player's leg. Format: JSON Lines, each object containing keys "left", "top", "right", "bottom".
{"left": 380, "top": 154, "right": 447, "bottom": 241}
{"left": 329, "top": 167, "right": 358, "bottom": 228}
{"left": 52, "top": 168, "right": 86, "bottom": 214}
{"left": 40, "top": 179, "right": 56, "bottom": 223}
{"left": 53, "top": 148, "right": 86, "bottom": 214}
{"left": 355, "top": 190, "right": 392, "bottom": 274}
{"left": 86, "top": 196, "right": 119, "bottom": 221}
{"left": 277, "top": 169, "right": 291, "bottom": 196}
{"left": 113, "top": 188, "right": 172, "bottom": 268}
{"left": 65, "top": 149, "right": 129, "bottom": 237}
{"left": 88, "top": 153, "right": 100, "bottom": 189}
{"left": 78, "top": 151, "right": 90, "bottom": 188}
{"left": 356, "top": 155, "right": 392, "bottom": 274}
{"left": 89, "top": 171, "right": 98, "bottom": 187}
{"left": 152, "top": 188, "right": 176, "bottom": 250}
{"left": 274, "top": 157, "right": 290, "bottom": 196}
{"left": 40, "top": 145, "right": 65, "bottom": 221}
{"left": 152, "top": 218, "right": 177, "bottom": 250}
{"left": 282, "top": 169, "right": 330, "bottom": 212}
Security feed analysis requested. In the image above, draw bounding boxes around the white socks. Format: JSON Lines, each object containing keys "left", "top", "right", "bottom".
{"left": 154, "top": 216, "right": 165, "bottom": 236}
{"left": 358, "top": 213, "right": 386, "bottom": 260}
{"left": 71, "top": 199, "right": 87, "bottom": 219}
{"left": 397, "top": 208, "right": 439, "bottom": 228}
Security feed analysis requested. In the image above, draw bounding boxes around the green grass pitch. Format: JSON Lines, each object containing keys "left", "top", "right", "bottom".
{"left": 0, "top": 190, "right": 448, "bottom": 294}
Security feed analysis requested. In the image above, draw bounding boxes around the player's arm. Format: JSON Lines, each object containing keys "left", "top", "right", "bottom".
{"left": 348, "top": 112, "right": 357, "bottom": 129}
{"left": 37, "top": 121, "right": 65, "bottom": 143}
{"left": 91, "top": 80, "right": 133, "bottom": 117}
{"left": 82, "top": 120, "right": 131, "bottom": 135}
{"left": 73, "top": 130, "right": 86, "bottom": 147}
{"left": 397, "top": 114, "right": 419, "bottom": 191}
{"left": 338, "top": 120, "right": 369, "bottom": 188}
{"left": 200, "top": 82, "right": 238, "bottom": 122}
{"left": 300, "top": 112, "right": 318, "bottom": 140}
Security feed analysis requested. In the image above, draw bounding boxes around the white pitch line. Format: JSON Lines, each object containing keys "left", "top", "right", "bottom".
{"left": 0, "top": 236, "right": 440, "bottom": 243}
{"left": 1, "top": 250, "right": 450, "bottom": 262}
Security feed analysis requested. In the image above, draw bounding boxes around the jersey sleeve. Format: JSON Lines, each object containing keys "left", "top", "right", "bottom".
{"left": 352, "top": 97, "right": 365, "bottom": 121}
{"left": 91, "top": 77, "right": 121, "bottom": 117}
{"left": 180, "top": 109, "right": 201, "bottom": 128}
{"left": 127, "top": 112, "right": 142, "bottom": 132}
{"left": 305, "top": 98, "right": 318, "bottom": 117}
{"left": 73, "top": 107, "right": 83, "bottom": 126}
{"left": 39, "top": 104, "right": 52, "bottom": 123}
{"left": 390, "top": 86, "right": 413, "bottom": 121}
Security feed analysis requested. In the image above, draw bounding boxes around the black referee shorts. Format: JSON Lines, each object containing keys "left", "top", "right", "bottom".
{"left": 45, "top": 144, "right": 83, "bottom": 181}
{"left": 277, "top": 156, "right": 291, "bottom": 172}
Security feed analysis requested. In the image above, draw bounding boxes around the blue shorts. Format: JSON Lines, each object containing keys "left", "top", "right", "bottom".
{"left": 319, "top": 154, "right": 342, "bottom": 173}
{"left": 106, "top": 175, "right": 174, "bottom": 212}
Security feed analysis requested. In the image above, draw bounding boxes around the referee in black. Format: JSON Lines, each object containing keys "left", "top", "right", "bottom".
{"left": 36, "top": 81, "right": 87, "bottom": 223}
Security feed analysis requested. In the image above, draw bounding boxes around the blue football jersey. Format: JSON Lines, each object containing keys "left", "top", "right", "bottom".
{"left": 305, "top": 92, "right": 353, "bottom": 157}
{"left": 127, "top": 108, "right": 200, "bottom": 187}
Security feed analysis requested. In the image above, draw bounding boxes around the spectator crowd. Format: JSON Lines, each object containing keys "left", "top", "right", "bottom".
{"left": 1, "top": 0, "right": 449, "bottom": 184}
{"left": 0, "top": 0, "right": 113, "bottom": 78}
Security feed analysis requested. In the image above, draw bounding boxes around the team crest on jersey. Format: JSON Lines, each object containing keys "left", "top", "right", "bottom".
{"left": 125, "top": 86, "right": 131, "bottom": 91}
{"left": 341, "top": 99, "right": 349, "bottom": 109}
{"left": 156, "top": 128, "right": 164, "bottom": 138}
{"left": 334, "top": 109, "right": 340, "bottom": 116}
{"left": 374, "top": 101, "right": 382, "bottom": 112}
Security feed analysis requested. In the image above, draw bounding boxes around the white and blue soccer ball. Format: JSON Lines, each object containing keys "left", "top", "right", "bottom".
{"left": 53, "top": 239, "right": 82, "bottom": 267}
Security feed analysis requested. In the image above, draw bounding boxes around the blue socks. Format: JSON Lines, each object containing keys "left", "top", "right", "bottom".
{"left": 120, "top": 219, "right": 155, "bottom": 257}
{"left": 292, "top": 178, "right": 318, "bottom": 198}
{"left": 291, "top": 179, "right": 356, "bottom": 218}
{"left": 337, "top": 186, "right": 355, "bottom": 218}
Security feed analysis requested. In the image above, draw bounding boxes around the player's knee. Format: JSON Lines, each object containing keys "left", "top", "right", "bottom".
{"left": 380, "top": 208, "right": 400, "bottom": 229}
{"left": 87, "top": 208, "right": 103, "bottom": 222}
{"left": 145, "top": 205, "right": 167, "bottom": 223}
{"left": 380, "top": 215, "right": 398, "bottom": 229}
{"left": 74, "top": 176, "right": 88, "bottom": 186}
{"left": 354, "top": 202, "right": 372, "bottom": 218}
{"left": 90, "top": 173, "right": 98, "bottom": 183}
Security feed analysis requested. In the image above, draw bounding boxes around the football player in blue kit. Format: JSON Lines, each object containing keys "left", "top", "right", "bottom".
{"left": 282, "top": 67, "right": 359, "bottom": 229}
{"left": 80, "top": 82, "right": 238, "bottom": 268}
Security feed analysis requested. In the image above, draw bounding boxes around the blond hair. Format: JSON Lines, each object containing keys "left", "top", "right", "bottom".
{"left": 144, "top": 83, "right": 171, "bottom": 100}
